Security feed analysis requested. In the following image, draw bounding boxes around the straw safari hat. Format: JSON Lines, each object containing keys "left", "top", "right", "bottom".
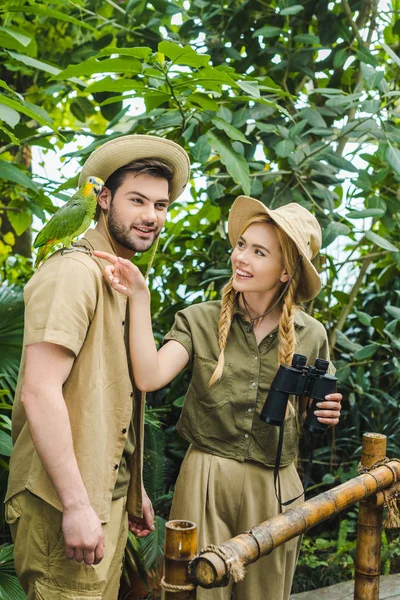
{"left": 78, "top": 134, "right": 190, "bottom": 203}
{"left": 228, "top": 196, "right": 322, "bottom": 302}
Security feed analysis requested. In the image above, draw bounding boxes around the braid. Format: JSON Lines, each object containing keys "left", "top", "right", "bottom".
{"left": 209, "top": 278, "right": 236, "bottom": 386}
{"left": 278, "top": 281, "right": 297, "bottom": 366}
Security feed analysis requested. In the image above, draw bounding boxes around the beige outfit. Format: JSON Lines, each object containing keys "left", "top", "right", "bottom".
{"left": 165, "top": 300, "right": 335, "bottom": 600}
{"left": 6, "top": 229, "right": 145, "bottom": 598}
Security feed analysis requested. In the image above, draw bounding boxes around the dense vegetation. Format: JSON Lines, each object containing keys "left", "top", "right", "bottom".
{"left": 0, "top": 0, "right": 399, "bottom": 596}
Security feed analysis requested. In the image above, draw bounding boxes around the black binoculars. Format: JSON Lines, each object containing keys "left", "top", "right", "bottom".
{"left": 260, "top": 353, "right": 337, "bottom": 435}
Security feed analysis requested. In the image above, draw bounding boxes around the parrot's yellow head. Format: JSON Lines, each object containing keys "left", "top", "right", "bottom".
{"left": 82, "top": 176, "right": 104, "bottom": 197}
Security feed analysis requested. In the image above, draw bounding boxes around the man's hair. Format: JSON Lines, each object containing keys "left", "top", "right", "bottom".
{"left": 95, "top": 158, "right": 174, "bottom": 220}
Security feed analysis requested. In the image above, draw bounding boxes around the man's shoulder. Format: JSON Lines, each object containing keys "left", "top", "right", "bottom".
{"left": 35, "top": 247, "right": 103, "bottom": 278}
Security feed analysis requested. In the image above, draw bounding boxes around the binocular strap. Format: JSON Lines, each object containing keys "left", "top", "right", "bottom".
{"left": 274, "top": 413, "right": 316, "bottom": 508}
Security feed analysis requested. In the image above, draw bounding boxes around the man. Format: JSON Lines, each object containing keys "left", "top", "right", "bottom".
{"left": 5, "top": 134, "right": 190, "bottom": 599}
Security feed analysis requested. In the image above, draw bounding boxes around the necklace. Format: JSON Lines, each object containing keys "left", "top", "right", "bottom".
{"left": 242, "top": 255, "right": 303, "bottom": 333}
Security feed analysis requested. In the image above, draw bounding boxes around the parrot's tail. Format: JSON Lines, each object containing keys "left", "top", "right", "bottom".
{"left": 34, "top": 243, "right": 52, "bottom": 269}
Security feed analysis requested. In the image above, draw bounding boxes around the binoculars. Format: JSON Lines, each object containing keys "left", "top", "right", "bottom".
{"left": 260, "top": 353, "right": 337, "bottom": 435}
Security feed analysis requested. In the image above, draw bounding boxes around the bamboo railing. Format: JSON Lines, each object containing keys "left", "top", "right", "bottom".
{"left": 162, "top": 433, "right": 400, "bottom": 599}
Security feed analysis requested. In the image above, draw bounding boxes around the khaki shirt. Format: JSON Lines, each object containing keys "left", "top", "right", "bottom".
{"left": 164, "top": 300, "right": 334, "bottom": 468}
{"left": 6, "top": 229, "right": 144, "bottom": 522}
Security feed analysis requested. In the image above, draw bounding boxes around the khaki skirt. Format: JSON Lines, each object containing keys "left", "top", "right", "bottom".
{"left": 170, "top": 446, "right": 304, "bottom": 600}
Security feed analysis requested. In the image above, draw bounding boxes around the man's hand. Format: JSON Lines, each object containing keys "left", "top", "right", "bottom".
{"left": 62, "top": 503, "right": 105, "bottom": 565}
{"left": 128, "top": 487, "right": 155, "bottom": 538}
{"left": 313, "top": 392, "right": 342, "bottom": 426}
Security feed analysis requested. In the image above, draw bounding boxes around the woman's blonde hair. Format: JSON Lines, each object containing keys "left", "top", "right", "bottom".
{"left": 209, "top": 213, "right": 301, "bottom": 387}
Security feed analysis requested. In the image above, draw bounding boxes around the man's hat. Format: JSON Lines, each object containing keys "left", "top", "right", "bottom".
{"left": 78, "top": 134, "right": 190, "bottom": 203}
{"left": 228, "top": 196, "right": 322, "bottom": 302}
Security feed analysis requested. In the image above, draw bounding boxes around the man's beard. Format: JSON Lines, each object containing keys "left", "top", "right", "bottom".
{"left": 107, "top": 204, "right": 160, "bottom": 253}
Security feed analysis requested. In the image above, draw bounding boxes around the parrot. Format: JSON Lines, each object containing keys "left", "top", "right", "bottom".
{"left": 34, "top": 176, "right": 104, "bottom": 268}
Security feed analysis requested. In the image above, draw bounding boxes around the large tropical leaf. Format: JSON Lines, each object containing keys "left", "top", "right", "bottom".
{"left": 0, "top": 286, "right": 24, "bottom": 400}
{"left": 0, "top": 544, "right": 26, "bottom": 600}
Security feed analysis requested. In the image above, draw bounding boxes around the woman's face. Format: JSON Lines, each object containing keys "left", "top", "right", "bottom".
{"left": 231, "top": 222, "right": 289, "bottom": 295}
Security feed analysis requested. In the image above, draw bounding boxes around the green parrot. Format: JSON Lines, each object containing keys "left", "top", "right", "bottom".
{"left": 34, "top": 176, "right": 104, "bottom": 268}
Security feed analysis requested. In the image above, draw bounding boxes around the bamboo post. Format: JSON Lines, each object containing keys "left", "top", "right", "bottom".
{"left": 188, "top": 460, "right": 400, "bottom": 588}
{"left": 163, "top": 520, "right": 197, "bottom": 600}
{"left": 354, "top": 432, "right": 386, "bottom": 600}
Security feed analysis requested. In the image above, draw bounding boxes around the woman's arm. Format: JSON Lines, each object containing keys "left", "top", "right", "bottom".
{"left": 93, "top": 251, "right": 189, "bottom": 391}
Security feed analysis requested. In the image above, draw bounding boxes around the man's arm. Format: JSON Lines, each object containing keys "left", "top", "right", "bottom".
{"left": 21, "top": 341, "right": 104, "bottom": 565}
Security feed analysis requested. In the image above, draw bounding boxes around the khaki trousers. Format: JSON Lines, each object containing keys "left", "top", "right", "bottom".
{"left": 6, "top": 491, "right": 128, "bottom": 600}
{"left": 170, "top": 446, "right": 303, "bottom": 600}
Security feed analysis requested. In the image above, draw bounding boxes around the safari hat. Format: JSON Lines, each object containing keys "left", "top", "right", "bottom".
{"left": 228, "top": 196, "right": 322, "bottom": 302}
{"left": 78, "top": 134, "right": 190, "bottom": 203}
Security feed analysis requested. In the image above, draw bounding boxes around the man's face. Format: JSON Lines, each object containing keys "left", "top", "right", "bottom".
{"left": 105, "top": 173, "right": 169, "bottom": 253}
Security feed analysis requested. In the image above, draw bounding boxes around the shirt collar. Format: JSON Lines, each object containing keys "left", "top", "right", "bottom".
{"left": 233, "top": 294, "right": 306, "bottom": 329}
{"left": 81, "top": 228, "right": 116, "bottom": 255}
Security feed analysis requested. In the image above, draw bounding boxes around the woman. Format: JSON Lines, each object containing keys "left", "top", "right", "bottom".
{"left": 94, "top": 196, "right": 342, "bottom": 600}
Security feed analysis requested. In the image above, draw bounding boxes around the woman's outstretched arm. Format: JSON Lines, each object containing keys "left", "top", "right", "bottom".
{"left": 93, "top": 251, "right": 189, "bottom": 391}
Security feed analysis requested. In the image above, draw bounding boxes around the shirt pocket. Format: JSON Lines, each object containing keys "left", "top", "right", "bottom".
{"left": 188, "top": 354, "right": 233, "bottom": 411}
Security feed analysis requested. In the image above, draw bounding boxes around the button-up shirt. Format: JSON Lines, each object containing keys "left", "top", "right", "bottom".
{"left": 164, "top": 300, "right": 334, "bottom": 468}
{"left": 6, "top": 229, "right": 144, "bottom": 522}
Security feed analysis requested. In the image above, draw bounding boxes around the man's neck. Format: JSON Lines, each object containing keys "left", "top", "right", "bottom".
{"left": 94, "top": 222, "right": 135, "bottom": 260}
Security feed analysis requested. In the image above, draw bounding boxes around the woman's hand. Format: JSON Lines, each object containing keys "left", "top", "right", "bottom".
{"left": 93, "top": 251, "right": 149, "bottom": 299}
{"left": 314, "top": 392, "right": 342, "bottom": 426}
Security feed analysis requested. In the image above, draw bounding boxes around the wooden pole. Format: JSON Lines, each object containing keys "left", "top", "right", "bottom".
{"left": 188, "top": 459, "right": 400, "bottom": 588}
{"left": 354, "top": 432, "right": 386, "bottom": 600}
{"left": 163, "top": 520, "right": 197, "bottom": 600}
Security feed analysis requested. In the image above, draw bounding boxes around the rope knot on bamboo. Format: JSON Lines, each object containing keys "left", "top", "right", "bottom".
{"left": 160, "top": 576, "right": 195, "bottom": 592}
{"left": 198, "top": 544, "right": 246, "bottom": 582}
{"left": 358, "top": 457, "right": 400, "bottom": 528}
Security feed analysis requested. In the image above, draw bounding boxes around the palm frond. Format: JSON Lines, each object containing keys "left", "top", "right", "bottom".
{"left": 0, "top": 286, "right": 24, "bottom": 400}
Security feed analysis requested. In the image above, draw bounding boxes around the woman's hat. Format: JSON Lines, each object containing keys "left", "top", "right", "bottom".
{"left": 228, "top": 196, "right": 322, "bottom": 302}
{"left": 78, "top": 134, "right": 190, "bottom": 203}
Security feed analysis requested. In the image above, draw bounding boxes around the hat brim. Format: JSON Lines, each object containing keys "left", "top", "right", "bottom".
{"left": 78, "top": 135, "right": 190, "bottom": 203}
{"left": 228, "top": 196, "right": 322, "bottom": 302}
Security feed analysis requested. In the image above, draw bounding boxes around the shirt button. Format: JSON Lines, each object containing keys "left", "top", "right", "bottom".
{"left": 244, "top": 433, "right": 249, "bottom": 439}
{"left": 247, "top": 408, "right": 253, "bottom": 413}
{"left": 122, "top": 428, "right": 127, "bottom": 434}
{"left": 130, "top": 392, "right": 134, "bottom": 397}
{"left": 269, "top": 333, "right": 273, "bottom": 338}
{"left": 114, "top": 464, "right": 119, "bottom": 470}
{"left": 251, "top": 382, "right": 257, "bottom": 387}
{"left": 122, "top": 321, "right": 125, "bottom": 326}
{"left": 254, "top": 355, "right": 258, "bottom": 360}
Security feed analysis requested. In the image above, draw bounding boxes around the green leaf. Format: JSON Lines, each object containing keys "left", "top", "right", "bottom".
{"left": 0, "top": 104, "right": 20, "bottom": 128}
{"left": 207, "top": 131, "right": 250, "bottom": 195}
{"left": 385, "top": 146, "right": 400, "bottom": 175}
{"left": 321, "top": 222, "right": 351, "bottom": 248}
{"left": 211, "top": 117, "right": 250, "bottom": 144}
{"left": 386, "top": 305, "right": 400, "bottom": 320}
{"left": 97, "top": 47, "right": 152, "bottom": 60}
{"left": 0, "top": 26, "right": 32, "bottom": 47}
{"left": 55, "top": 57, "right": 141, "bottom": 79}
{"left": 158, "top": 41, "right": 210, "bottom": 67}
{"left": 86, "top": 77, "right": 144, "bottom": 94}
{"left": 356, "top": 46, "right": 378, "bottom": 67}
{"left": 0, "top": 429, "right": 12, "bottom": 456}
{"left": 280, "top": 5, "right": 304, "bottom": 15}
{"left": 252, "top": 26, "right": 282, "bottom": 38}
{"left": 256, "top": 122, "right": 277, "bottom": 133}
{"left": 7, "top": 5, "right": 95, "bottom": 30}
{"left": 0, "top": 94, "right": 53, "bottom": 126}
{"left": 355, "top": 311, "right": 372, "bottom": 326}
{"left": 293, "top": 33, "right": 320, "bottom": 44}
{"left": 188, "top": 92, "right": 218, "bottom": 111}
{"left": 346, "top": 208, "right": 385, "bottom": 219}
{"left": 237, "top": 80, "right": 260, "bottom": 99}
{"left": 0, "top": 160, "right": 38, "bottom": 193}
{"left": 354, "top": 344, "right": 380, "bottom": 360}
{"left": 324, "top": 153, "right": 359, "bottom": 173}
{"left": 8, "top": 208, "right": 32, "bottom": 236}
{"left": 274, "top": 139, "right": 295, "bottom": 158}
{"left": 191, "top": 134, "right": 211, "bottom": 163}
{"left": 300, "top": 108, "right": 327, "bottom": 128}
{"left": 333, "top": 48, "right": 347, "bottom": 68}
{"left": 335, "top": 330, "right": 362, "bottom": 353}
{"left": 365, "top": 231, "right": 398, "bottom": 252}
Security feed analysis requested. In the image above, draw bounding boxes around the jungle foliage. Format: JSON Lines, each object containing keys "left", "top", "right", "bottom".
{"left": 0, "top": 0, "right": 400, "bottom": 595}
